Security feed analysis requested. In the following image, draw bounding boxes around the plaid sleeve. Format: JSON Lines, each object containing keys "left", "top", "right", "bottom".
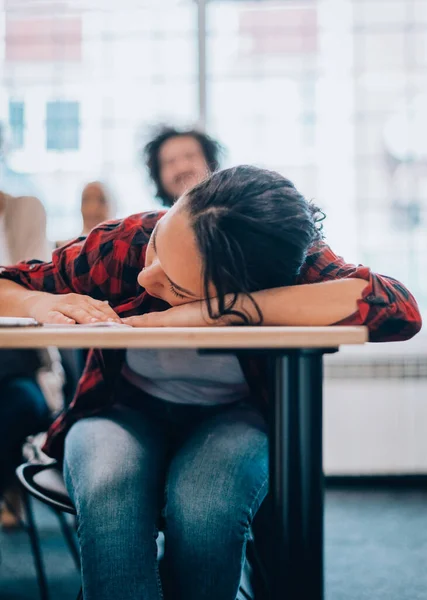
{"left": 297, "top": 241, "right": 422, "bottom": 342}
{"left": 0, "top": 212, "right": 161, "bottom": 303}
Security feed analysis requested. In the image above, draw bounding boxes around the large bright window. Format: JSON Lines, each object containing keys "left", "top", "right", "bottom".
{"left": 1, "top": 0, "right": 198, "bottom": 240}
{"left": 207, "top": 0, "right": 427, "bottom": 312}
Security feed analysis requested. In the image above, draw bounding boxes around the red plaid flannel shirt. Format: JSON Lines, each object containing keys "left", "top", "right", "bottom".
{"left": 0, "top": 211, "right": 422, "bottom": 461}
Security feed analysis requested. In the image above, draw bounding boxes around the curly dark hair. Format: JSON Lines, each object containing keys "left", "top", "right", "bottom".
{"left": 143, "top": 125, "right": 223, "bottom": 207}
{"left": 184, "top": 165, "right": 324, "bottom": 325}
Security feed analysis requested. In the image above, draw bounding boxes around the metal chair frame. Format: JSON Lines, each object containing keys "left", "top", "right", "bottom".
{"left": 16, "top": 462, "right": 82, "bottom": 600}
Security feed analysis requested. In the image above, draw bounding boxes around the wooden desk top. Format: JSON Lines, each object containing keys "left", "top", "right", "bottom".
{"left": 0, "top": 325, "right": 368, "bottom": 349}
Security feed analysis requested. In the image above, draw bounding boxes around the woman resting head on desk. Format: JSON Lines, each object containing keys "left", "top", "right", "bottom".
{"left": 0, "top": 165, "right": 422, "bottom": 600}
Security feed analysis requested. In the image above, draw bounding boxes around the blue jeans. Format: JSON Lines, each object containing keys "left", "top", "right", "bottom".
{"left": 0, "top": 377, "right": 50, "bottom": 493}
{"left": 63, "top": 379, "right": 268, "bottom": 600}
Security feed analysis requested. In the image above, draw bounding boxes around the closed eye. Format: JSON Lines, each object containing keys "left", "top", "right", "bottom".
{"left": 169, "top": 284, "right": 186, "bottom": 299}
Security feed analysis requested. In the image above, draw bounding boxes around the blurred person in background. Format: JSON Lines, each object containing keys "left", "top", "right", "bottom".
{"left": 56, "top": 181, "right": 114, "bottom": 248}
{"left": 0, "top": 191, "right": 64, "bottom": 528}
{"left": 143, "top": 125, "right": 223, "bottom": 207}
{"left": 81, "top": 181, "right": 114, "bottom": 236}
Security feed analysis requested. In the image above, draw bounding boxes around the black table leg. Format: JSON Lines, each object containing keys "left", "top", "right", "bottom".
{"left": 269, "top": 349, "right": 326, "bottom": 600}
{"left": 298, "top": 350, "right": 324, "bottom": 600}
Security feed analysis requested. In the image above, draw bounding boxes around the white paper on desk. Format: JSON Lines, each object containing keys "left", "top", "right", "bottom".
{"left": 0, "top": 317, "right": 41, "bottom": 327}
{"left": 42, "top": 322, "right": 132, "bottom": 329}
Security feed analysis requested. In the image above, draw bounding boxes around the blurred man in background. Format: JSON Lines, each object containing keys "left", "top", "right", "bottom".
{"left": 143, "top": 125, "right": 223, "bottom": 207}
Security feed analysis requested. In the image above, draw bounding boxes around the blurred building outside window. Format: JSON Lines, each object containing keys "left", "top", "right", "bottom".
{"left": 8, "top": 100, "right": 24, "bottom": 149}
{"left": 46, "top": 100, "right": 80, "bottom": 151}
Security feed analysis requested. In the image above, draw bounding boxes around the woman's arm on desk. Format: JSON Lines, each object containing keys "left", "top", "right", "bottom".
{"left": 0, "top": 279, "right": 120, "bottom": 324}
{"left": 0, "top": 216, "right": 146, "bottom": 323}
{"left": 125, "top": 241, "right": 422, "bottom": 343}
{"left": 296, "top": 240, "right": 422, "bottom": 341}
{"left": 0, "top": 279, "right": 42, "bottom": 317}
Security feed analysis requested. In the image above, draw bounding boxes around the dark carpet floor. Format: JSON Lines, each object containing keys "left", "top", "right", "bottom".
{"left": 1, "top": 486, "right": 427, "bottom": 600}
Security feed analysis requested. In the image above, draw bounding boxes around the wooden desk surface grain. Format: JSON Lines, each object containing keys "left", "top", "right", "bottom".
{"left": 0, "top": 325, "right": 368, "bottom": 349}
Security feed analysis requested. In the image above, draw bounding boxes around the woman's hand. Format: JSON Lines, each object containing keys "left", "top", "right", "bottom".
{"left": 24, "top": 291, "right": 121, "bottom": 325}
{"left": 123, "top": 299, "right": 232, "bottom": 328}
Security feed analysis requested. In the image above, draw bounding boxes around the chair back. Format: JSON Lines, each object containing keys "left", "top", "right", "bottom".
{"left": 16, "top": 463, "right": 76, "bottom": 515}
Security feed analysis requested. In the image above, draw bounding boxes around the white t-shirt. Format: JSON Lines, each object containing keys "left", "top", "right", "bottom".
{"left": 123, "top": 348, "right": 250, "bottom": 405}
{"left": 0, "top": 212, "right": 12, "bottom": 266}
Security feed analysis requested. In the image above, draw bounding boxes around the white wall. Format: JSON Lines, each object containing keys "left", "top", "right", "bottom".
{"left": 324, "top": 333, "right": 427, "bottom": 475}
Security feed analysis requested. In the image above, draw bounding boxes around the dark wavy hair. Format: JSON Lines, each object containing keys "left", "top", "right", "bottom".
{"left": 143, "top": 125, "right": 223, "bottom": 207}
{"left": 183, "top": 165, "right": 324, "bottom": 324}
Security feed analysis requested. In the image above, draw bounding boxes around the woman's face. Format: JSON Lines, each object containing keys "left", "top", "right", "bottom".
{"left": 138, "top": 202, "right": 215, "bottom": 306}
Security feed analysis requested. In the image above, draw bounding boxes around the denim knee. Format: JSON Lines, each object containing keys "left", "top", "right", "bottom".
{"left": 66, "top": 427, "right": 146, "bottom": 507}
{"left": 164, "top": 467, "right": 268, "bottom": 550}
{"left": 63, "top": 410, "right": 166, "bottom": 529}
{"left": 62, "top": 410, "right": 166, "bottom": 600}
{"left": 164, "top": 406, "right": 269, "bottom": 551}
